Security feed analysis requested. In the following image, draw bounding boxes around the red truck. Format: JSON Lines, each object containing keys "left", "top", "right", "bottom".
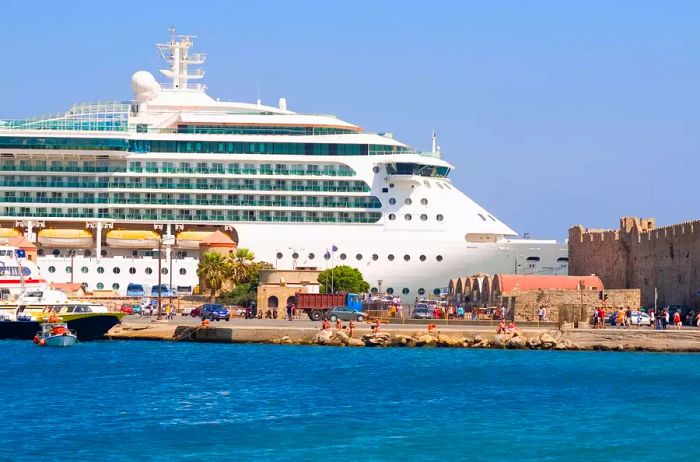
{"left": 294, "top": 292, "right": 362, "bottom": 321}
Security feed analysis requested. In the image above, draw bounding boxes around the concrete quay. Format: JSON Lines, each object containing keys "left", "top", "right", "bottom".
{"left": 107, "top": 317, "right": 700, "bottom": 352}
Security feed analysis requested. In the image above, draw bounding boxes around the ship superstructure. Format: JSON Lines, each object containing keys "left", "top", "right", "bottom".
{"left": 0, "top": 31, "right": 567, "bottom": 298}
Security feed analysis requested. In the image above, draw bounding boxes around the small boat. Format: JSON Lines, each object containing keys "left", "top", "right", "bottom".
{"left": 34, "top": 321, "right": 77, "bottom": 347}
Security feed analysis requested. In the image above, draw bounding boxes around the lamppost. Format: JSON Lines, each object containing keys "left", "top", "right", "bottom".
{"left": 156, "top": 235, "right": 175, "bottom": 321}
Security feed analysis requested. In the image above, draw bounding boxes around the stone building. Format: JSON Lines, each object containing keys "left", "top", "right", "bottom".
{"left": 256, "top": 269, "right": 321, "bottom": 316}
{"left": 569, "top": 217, "right": 700, "bottom": 309}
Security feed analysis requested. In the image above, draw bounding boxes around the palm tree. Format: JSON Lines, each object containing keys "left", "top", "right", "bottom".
{"left": 197, "top": 252, "right": 231, "bottom": 301}
{"left": 227, "top": 248, "right": 256, "bottom": 286}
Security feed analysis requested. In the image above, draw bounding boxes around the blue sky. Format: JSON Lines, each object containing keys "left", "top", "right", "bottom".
{"left": 1, "top": 0, "right": 698, "bottom": 238}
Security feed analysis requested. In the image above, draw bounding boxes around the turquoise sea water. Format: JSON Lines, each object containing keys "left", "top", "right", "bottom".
{"left": 1, "top": 341, "right": 699, "bottom": 461}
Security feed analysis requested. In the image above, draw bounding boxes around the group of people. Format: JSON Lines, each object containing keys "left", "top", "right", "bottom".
{"left": 321, "top": 317, "right": 356, "bottom": 337}
{"left": 496, "top": 320, "right": 518, "bottom": 334}
{"left": 591, "top": 306, "right": 698, "bottom": 329}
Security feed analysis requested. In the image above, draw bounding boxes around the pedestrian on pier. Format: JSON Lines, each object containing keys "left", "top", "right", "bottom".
{"left": 286, "top": 302, "right": 293, "bottom": 321}
{"left": 348, "top": 319, "right": 355, "bottom": 338}
{"left": 673, "top": 311, "right": 682, "bottom": 329}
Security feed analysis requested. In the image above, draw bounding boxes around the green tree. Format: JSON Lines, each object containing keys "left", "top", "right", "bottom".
{"left": 227, "top": 248, "right": 256, "bottom": 286}
{"left": 197, "top": 252, "right": 232, "bottom": 301}
{"left": 318, "top": 265, "right": 370, "bottom": 294}
{"left": 217, "top": 283, "right": 257, "bottom": 306}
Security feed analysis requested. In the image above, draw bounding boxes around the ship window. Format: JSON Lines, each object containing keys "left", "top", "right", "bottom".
{"left": 557, "top": 257, "right": 569, "bottom": 262}
{"left": 403, "top": 255, "right": 410, "bottom": 261}
{"left": 308, "top": 253, "right": 315, "bottom": 260}
{"left": 421, "top": 198, "right": 428, "bottom": 205}
{"left": 526, "top": 256, "right": 541, "bottom": 262}
{"left": 97, "top": 266, "right": 104, "bottom": 274}
{"left": 389, "top": 183, "right": 395, "bottom": 188}
{"left": 65, "top": 266, "right": 72, "bottom": 274}
{"left": 292, "top": 252, "right": 299, "bottom": 259}
{"left": 52, "top": 249, "right": 60, "bottom": 257}
{"left": 389, "top": 198, "right": 396, "bottom": 205}
{"left": 112, "top": 283, "right": 120, "bottom": 290}
{"left": 433, "top": 288, "right": 441, "bottom": 296}
{"left": 388, "top": 254, "right": 395, "bottom": 261}
{"left": 418, "top": 288, "right": 426, "bottom": 296}
{"left": 488, "top": 214, "right": 496, "bottom": 221}
{"left": 356, "top": 253, "right": 363, "bottom": 260}
{"left": 83, "top": 249, "right": 91, "bottom": 257}
{"left": 48, "top": 266, "right": 55, "bottom": 273}
{"left": 372, "top": 254, "right": 378, "bottom": 261}
{"left": 179, "top": 268, "right": 187, "bottom": 275}
{"left": 402, "top": 288, "right": 409, "bottom": 295}
{"left": 113, "top": 267, "right": 120, "bottom": 274}
{"left": 382, "top": 188, "right": 388, "bottom": 193}
{"left": 38, "top": 249, "right": 45, "bottom": 257}
{"left": 81, "top": 267, "right": 88, "bottom": 274}
{"left": 404, "top": 214, "right": 412, "bottom": 221}
{"left": 405, "top": 198, "right": 412, "bottom": 205}
{"left": 373, "top": 166, "right": 380, "bottom": 173}
{"left": 420, "top": 214, "right": 428, "bottom": 221}
{"left": 436, "top": 255, "right": 443, "bottom": 262}
{"left": 101, "top": 250, "right": 108, "bottom": 257}
{"left": 324, "top": 252, "right": 331, "bottom": 260}
{"left": 386, "top": 288, "right": 394, "bottom": 295}
{"left": 371, "top": 287, "right": 378, "bottom": 294}
{"left": 478, "top": 213, "right": 486, "bottom": 221}
{"left": 96, "top": 282, "right": 104, "bottom": 290}
{"left": 420, "top": 255, "right": 426, "bottom": 261}
{"left": 339, "top": 253, "right": 347, "bottom": 260}
{"left": 388, "top": 214, "right": 396, "bottom": 220}
{"left": 129, "top": 267, "right": 136, "bottom": 274}
{"left": 161, "top": 268, "right": 168, "bottom": 275}
{"left": 436, "top": 214, "right": 444, "bottom": 221}
{"left": 276, "top": 252, "right": 283, "bottom": 259}
{"left": 145, "top": 268, "right": 153, "bottom": 275}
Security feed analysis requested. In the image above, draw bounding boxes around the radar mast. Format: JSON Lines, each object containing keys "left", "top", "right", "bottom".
{"left": 156, "top": 26, "right": 206, "bottom": 91}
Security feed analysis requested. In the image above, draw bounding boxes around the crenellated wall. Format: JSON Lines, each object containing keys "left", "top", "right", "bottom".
{"left": 569, "top": 217, "right": 700, "bottom": 308}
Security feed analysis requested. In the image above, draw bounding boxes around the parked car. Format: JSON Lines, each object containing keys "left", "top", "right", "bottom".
{"left": 181, "top": 305, "right": 194, "bottom": 316}
{"left": 120, "top": 304, "right": 135, "bottom": 314}
{"left": 190, "top": 306, "right": 202, "bottom": 317}
{"left": 151, "top": 284, "right": 175, "bottom": 298}
{"left": 411, "top": 306, "right": 435, "bottom": 320}
{"left": 126, "top": 283, "right": 146, "bottom": 297}
{"left": 200, "top": 304, "right": 230, "bottom": 321}
{"left": 607, "top": 310, "right": 651, "bottom": 326}
{"left": 324, "top": 306, "right": 367, "bottom": 322}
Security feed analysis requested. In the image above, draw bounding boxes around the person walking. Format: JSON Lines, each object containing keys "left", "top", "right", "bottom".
{"left": 649, "top": 308, "right": 655, "bottom": 329}
{"left": 673, "top": 311, "right": 682, "bottom": 329}
{"left": 695, "top": 312, "right": 700, "bottom": 328}
{"left": 286, "top": 302, "right": 293, "bottom": 321}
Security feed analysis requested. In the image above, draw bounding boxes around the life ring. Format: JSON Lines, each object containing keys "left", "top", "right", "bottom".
{"left": 33, "top": 336, "right": 39, "bottom": 344}
{"left": 39, "top": 339, "right": 46, "bottom": 346}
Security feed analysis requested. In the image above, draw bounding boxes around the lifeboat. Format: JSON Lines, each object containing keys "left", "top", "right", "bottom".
{"left": 37, "top": 229, "right": 93, "bottom": 248}
{"left": 0, "top": 228, "right": 21, "bottom": 245}
{"left": 176, "top": 231, "right": 214, "bottom": 249}
{"left": 106, "top": 230, "right": 160, "bottom": 248}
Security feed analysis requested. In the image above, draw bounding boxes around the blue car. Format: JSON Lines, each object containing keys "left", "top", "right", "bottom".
{"left": 151, "top": 284, "right": 175, "bottom": 297}
{"left": 200, "top": 304, "right": 230, "bottom": 321}
{"left": 126, "top": 283, "right": 146, "bottom": 297}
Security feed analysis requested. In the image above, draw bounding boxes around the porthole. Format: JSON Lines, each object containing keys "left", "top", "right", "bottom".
{"left": 386, "top": 287, "right": 394, "bottom": 295}
{"left": 388, "top": 254, "right": 395, "bottom": 261}
{"left": 83, "top": 250, "right": 92, "bottom": 257}
{"left": 421, "top": 198, "right": 428, "bottom": 205}
{"left": 179, "top": 268, "right": 187, "bottom": 275}
{"left": 97, "top": 266, "right": 104, "bottom": 274}
{"left": 81, "top": 267, "right": 88, "bottom": 274}
{"left": 292, "top": 252, "right": 299, "bottom": 259}
{"left": 420, "top": 214, "right": 427, "bottom": 221}
{"left": 403, "top": 255, "right": 410, "bottom": 261}
{"left": 418, "top": 288, "right": 426, "bottom": 295}
{"left": 112, "top": 283, "right": 120, "bottom": 290}
{"left": 356, "top": 254, "right": 363, "bottom": 260}
{"left": 405, "top": 198, "right": 412, "bottom": 205}
{"left": 433, "top": 288, "right": 441, "bottom": 296}
{"left": 161, "top": 268, "right": 168, "bottom": 275}
{"left": 113, "top": 267, "right": 120, "bottom": 274}
{"left": 372, "top": 166, "right": 380, "bottom": 173}
{"left": 324, "top": 252, "right": 331, "bottom": 260}
{"left": 402, "top": 288, "right": 410, "bottom": 295}
{"left": 340, "top": 253, "right": 346, "bottom": 260}
{"left": 389, "top": 183, "right": 395, "bottom": 188}
{"left": 145, "top": 267, "right": 153, "bottom": 274}
{"left": 38, "top": 249, "right": 45, "bottom": 256}
{"left": 96, "top": 282, "right": 104, "bottom": 290}
{"left": 101, "top": 250, "right": 108, "bottom": 257}
{"left": 308, "top": 252, "right": 315, "bottom": 260}
{"left": 389, "top": 198, "right": 396, "bottom": 205}
{"left": 52, "top": 249, "right": 60, "bottom": 257}
{"left": 276, "top": 252, "right": 283, "bottom": 259}
{"left": 372, "top": 254, "right": 379, "bottom": 261}
{"left": 420, "top": 255, "right": 426, "bottom": 261}
{"left": 371, "top": 287, "right": 378, "bottom": 294}
{"left": 388, "top": 214, "right": 396, "bottom": 220}
{"left": 48, "top": 266, "right": 56, "bottom": 273}
{"left": 436, "top": 214, "right": 444, "bottom": 221}
{"left": 404, "top": 214, "right": 412, "bottom": 221}
{"left": 436, "top": 255, "right": 443, "bottom": 262}
{"left": 129, "top": 267, "right": 136, "bottom": 275}
{"left": 65, "top": 266, "right": 72, "bottom": 274}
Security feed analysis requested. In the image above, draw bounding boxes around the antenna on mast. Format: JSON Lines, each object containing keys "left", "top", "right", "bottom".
{"left": 431, "top": 130, "right": 437, "bottom": 154}
{"left": 156, "top": 28, "right": 207, "bottom": 91}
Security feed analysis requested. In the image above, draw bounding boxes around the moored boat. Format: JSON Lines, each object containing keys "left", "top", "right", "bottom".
{"left": 34, "top": 321, "right": 77, "bottom": 347}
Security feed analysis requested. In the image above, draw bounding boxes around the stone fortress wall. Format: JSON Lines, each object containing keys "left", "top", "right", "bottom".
{"left": 569, "top": 217, "right": 700, "bottom": 308}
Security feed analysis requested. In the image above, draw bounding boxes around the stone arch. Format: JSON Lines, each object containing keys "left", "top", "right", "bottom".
{"left": 448, "top": 278, "right": 458, "bottom": 298}
{"left": 286, "top": 295, "right": 296, "bottom": 306}
{"left": 480, "top": 275, "right": 492, "bottom": 305}
{"left": 267, "top": 296, "right": 279, "bottom": 309}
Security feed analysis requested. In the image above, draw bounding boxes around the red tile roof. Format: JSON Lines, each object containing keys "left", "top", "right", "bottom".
{"left": 200, "top": 230, "right": 236, "bottom": 247}
{"left": 493, "top": 274, "right": 604, "bottom": 293}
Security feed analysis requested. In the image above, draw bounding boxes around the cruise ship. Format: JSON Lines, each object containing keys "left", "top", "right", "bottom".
{"left": 0, "top": 30, "right": 568, "bottom": 299}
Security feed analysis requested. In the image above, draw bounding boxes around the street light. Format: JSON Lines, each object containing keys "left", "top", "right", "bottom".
{"left": 156, "top": 235, "right": 175, "bottom": 320}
